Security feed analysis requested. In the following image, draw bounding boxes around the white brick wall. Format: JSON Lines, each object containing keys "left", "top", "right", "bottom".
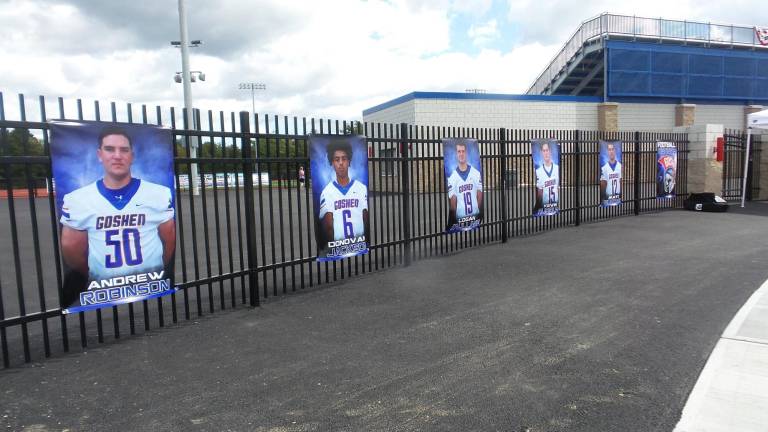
{"left": 363, "top": 97, "right": 753, "bottom": 133}
{"left": 363, "top": 99, "right": 416, "bottom": 125}
{"left": 695, "top": 105, "right": 745, "bottom": 131}
{"left": 412, "top": 99, "right": 599, "bottom": 130}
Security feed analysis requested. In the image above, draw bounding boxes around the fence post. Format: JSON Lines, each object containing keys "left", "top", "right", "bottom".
{"left": 499, "top": 128, "right": 508, "bottom": 243}
{"left": 574, "top": 130, "right": 581, "bottom": 226}
{"left": 400, "top": 122, "right": 411, "bottom": 267}
{"left": 634, "top": 130, "right": 641, "bottom": 215}
{"left": 239, "top": 111, "right": 260, "bottom": 307}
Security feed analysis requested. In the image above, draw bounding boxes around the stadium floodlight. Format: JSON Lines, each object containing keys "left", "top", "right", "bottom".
{"left": 239, "top": 82, "right": 267, "bottom": 115}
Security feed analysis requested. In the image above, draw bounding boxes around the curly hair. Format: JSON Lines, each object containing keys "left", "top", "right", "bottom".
{"left": 326, "top": 139, "right": 353, "bottom": 164}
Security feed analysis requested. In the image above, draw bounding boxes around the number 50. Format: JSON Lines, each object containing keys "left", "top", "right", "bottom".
{"left": 105, "top": 228, "right": 143, "bottom": 268}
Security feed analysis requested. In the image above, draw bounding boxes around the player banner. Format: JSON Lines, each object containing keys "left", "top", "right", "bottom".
{"left": 309, "top": 135, "right": 369, "bottom": 261}
{"left": 50, "top": 121, "right": 176, "bottom": 314}
{"left": 443, "top": 138, "right": 483, "bottom": 233}
{"left": 656, "top": 141, "right": 677, "bottom": 199}
{"left": 532, "top": 139, "right": 560, "bottom": 216}
{"left": 599, "top": 140, "right": 623, "bottom": 207}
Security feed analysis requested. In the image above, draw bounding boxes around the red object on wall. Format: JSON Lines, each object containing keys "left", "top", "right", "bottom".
{"left": 716, "top": 137, "right": 724, "bottom": 162}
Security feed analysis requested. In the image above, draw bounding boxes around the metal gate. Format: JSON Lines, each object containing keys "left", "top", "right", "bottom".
{"left": 722, "top": 130, "right": 761, "bottom": 201}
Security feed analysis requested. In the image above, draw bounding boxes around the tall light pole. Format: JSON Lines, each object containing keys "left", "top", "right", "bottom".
{"left": 176, "top": 0, "right": 201, "bottom": 195}
{"left": 239, "top": 82, "right": 266, "bottom": 115}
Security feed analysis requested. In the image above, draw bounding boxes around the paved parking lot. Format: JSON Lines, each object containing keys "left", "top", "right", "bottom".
{"left": 1, "top": 204, "right": 766, "bottom": 431}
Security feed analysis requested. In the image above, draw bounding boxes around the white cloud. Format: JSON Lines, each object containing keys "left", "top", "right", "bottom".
{"left": 0, "top": 0, "right": 766, "bottom": 124}
{"left": 451, "top": 0, "right": 494, "bottom": 16}
{"left": 468, "top": 19, "right": 500, "bottom": 46}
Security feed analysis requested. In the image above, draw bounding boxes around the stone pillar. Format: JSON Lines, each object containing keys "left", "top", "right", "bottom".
{"left": 674, "top": 124, "right": 724, "bottom": 195}
{"left": 598, "top": 103, "right": 618, "bottom": 132}
{"left": 675, "top": 104, "right": 696, "bottom": 127}
{"left": 747, "top": 106, "right": 768, "bottom": 199}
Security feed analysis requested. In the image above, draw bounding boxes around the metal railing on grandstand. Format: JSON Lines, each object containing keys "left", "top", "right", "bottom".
{"left": 0, "top": 92, "right": 690, "bottom": 368}
{"left": 527, "top": 13, "right": 768, "bottom": 95}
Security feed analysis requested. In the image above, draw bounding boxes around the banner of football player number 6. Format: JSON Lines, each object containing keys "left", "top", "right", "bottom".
{"left": 48, "top": 121, "right": 678, "bottom": 314}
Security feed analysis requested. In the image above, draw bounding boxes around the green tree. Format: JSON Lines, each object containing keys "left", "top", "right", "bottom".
{"left": 0, "top": 128, "right": 47, "bottom": 188}
{"left": 255, "top": 136, "right": 307, "bottom": 181}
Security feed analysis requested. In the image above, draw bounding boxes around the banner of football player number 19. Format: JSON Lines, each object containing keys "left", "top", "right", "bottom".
{"left": 47, "top": 123, "right": 678, "bottom": 314}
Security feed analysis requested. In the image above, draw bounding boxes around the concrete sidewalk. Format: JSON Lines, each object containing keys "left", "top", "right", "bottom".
{"left": 675, "top": 278, "right": 768, "bottom": 432}
{"left": 1, "top": 205, "right": 767, "bottom": 432}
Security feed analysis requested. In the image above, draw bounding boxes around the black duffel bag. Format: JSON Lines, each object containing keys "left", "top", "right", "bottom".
{"left": 683, "top": 193, "right": 729, "bottom": 212}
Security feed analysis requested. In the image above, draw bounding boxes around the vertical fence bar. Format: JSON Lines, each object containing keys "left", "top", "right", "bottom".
{"left": 0, "top": 93, "right": 9, "bottom": 367}
{"left": 574, "top": 129, "right": 581, "bottom": 226}
{"left": 499, "top": 127, "right": 509, "bottom": 243}
{"left": 399, "top": 122, "right": 411, "bottom": 267}
{"left": 30, "top": 96, "right": 51, "bottom": 357}
{"left": 634, "top": 130, "right": 641, "bottom": 215}
{"left": 75, "top": 99, "right": 87, "bottom": 348}
{"left": 239, "top": 112, "right": 259, "bottom": 307}
{"left": 52, "top": 98, "right": 69, "bottom": 352}
{"left": 195, "top": 109, "right": 214, "bottom": 315}
{"left": 10, "top": 94, "right": 31, "bottom": 361}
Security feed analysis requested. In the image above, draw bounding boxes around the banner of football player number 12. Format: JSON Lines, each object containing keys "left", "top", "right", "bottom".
{"left": 47, "top": 120, "right": 678, "bottom": 314}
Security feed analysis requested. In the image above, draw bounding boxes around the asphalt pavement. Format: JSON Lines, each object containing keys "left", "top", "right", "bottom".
{"left": 1, "top": 203, "right": 766, "bottom": 431}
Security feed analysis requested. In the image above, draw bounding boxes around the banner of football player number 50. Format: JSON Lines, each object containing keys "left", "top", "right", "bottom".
{"left": 48, "top": 121, "right": 678, "bottom": 314}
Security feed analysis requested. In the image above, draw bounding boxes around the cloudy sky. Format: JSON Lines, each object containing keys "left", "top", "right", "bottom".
{"left": 1, "top": 0, "right": 766, "bottom": 123}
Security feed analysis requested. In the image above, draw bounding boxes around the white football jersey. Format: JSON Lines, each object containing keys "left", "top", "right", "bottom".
{"left": 60, "top": 178, "right": 174, "bottom": 281}
{"left": 447, "top": 165, "right": 483, "bottom": 219}
{"left": 319, "top": 179, "right": 368, "bottom": 241}
{"left": 600, "top": 161, "right": 622, "bottom": 197}
{"left": 535, "top": 163, "right": 559, "bottom": 205}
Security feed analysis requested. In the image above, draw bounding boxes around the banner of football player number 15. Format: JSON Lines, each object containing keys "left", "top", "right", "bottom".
{"left": 47, "top": 121, "right": 678, "bottom": 314}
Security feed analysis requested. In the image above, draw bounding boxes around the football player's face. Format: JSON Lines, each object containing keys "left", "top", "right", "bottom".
{"left": 332, "top": 150, "right": 350, "bottom": 179}
{"left": 456, "top": 145, "right": 467, "bottom": 165}
{"left": 607, "top": 144, "right": 616, "bottom": 162}
{"left": 542, "top": 144, "right": 552, "bottom": 164}
{"left": 98, "top": 134, "right": 133, "bottom": 178}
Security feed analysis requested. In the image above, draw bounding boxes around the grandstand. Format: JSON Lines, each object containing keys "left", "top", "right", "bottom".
{"left": 527, "top": 13, "right": 768, "bottom": 103}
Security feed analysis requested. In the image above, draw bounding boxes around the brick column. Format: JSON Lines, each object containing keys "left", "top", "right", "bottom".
{"left": 675, "top": 104, "right": 696, "bottom": 127}
{"left": 746, "top": 106, "right": 768, "bottom": 199}
{"left": 598, "top": 102, "right": 618, "bottom": 132}
{"left": 675, "top": 124, "right": 724, "bottom": 195}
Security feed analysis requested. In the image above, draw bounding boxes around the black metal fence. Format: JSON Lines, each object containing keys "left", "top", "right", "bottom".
{"left": 723, "top": 129, "right": 762, "bottom": 200}
{"left": 0, "top": 92, "right": 689, "bottom": 368}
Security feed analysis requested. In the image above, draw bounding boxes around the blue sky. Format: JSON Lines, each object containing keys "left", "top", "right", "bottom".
{"left": 448, "top": 1, "right": 520, "bottom": 55}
